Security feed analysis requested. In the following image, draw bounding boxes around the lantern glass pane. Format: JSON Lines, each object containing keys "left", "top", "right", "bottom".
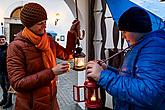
{"left": 74, "top": 57, "right": 85, "bottom": 69}
{"left": 73, "top": 86, "right": 78, "bottom": 101}
{"left": 98, "top": 88, "right": 101, "bottom": 99}
{"left": 90, "top": 89, "right": 97, "bottom": 101}
{"left": 86, "top": 88, "right": 97, "bottom": 101}
{"left": 79, "top": 87, "right": 85, "bottom": 101}
{"left": 85, "top": 88, "right": 88, "bottom": 100}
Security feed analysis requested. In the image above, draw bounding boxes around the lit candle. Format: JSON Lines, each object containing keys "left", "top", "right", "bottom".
{"left": 75, "top": 58, "right": 84, "bottom": 67}
{"left": 78, "top": 59, "right": 84, "bottom": 66}
{"left": 91, "top": 96, "right": 96, "bottom": 101}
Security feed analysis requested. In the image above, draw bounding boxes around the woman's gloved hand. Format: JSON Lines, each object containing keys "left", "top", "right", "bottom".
{"left": 69, "top": 20, "right": 80, "bottom": 40}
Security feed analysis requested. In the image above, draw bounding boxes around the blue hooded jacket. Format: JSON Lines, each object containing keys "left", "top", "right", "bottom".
{"left": 98, "top": 29, "right": 165, "bottom": 110}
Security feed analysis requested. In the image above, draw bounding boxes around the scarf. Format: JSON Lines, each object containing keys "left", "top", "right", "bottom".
{"left": 22, "top": 27, "right": 55, "bottom": 68}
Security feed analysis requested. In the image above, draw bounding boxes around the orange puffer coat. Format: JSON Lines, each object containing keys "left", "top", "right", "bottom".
{"left": 7, "top": 31, "right": 76, "bottom": 110}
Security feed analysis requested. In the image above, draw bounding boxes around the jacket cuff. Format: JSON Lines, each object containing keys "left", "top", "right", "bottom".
{"left": 97, "top": 70, "right": 116, "bottom": 88}
{"left": 107, "top": 66, "right": 118, "bottom": 73}
{"left": 49, "top": 69, "right": 56, "bottom": 80}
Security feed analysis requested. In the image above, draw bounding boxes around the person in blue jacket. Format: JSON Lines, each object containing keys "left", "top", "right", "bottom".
{"left": 86, "top": 7, "right": 165, "bottom": 110}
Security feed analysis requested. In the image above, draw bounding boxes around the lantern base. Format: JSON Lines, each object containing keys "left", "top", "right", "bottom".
{"left": 73, "top": 67, "right": 85, "bottom": 71}
{"left": 85, "top": 100, "right": 102, "bottom": 109}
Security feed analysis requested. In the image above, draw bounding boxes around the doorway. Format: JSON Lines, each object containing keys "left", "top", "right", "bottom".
{"left": 9, "top": 24, "right": 24, "bottom": 42}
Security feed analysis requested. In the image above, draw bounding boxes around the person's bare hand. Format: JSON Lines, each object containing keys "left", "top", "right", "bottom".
{"left": 97, "top": 60, "right": 107, "bottom": 69}
{"left": 51, "top": 61, "right": 70, "bottom": 75}
{"left": 86, "top": 61, "right": 103, "bottom": 81}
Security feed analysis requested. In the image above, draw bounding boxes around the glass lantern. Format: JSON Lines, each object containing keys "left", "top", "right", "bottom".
{"left": 73, "top": 78, "right": 102, "bottom": 109}
{"left": 73, "top": 46, "right": 86, "bottom": 71}
{"left": 84, "top": 78, "right": 102, "bottom": 109}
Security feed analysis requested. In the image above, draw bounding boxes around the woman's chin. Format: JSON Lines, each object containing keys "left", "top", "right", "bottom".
{"left": 36, "top": 31, "right": 45, "bottom": 36}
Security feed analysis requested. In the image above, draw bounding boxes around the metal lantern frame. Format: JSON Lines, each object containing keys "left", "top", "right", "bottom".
{"left": 73, "top": 78, "right": 102, "bottom": 109}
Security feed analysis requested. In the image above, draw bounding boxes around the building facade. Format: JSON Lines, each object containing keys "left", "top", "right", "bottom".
{"left": 0, "top": 0, "right": 164, "bottom": 109}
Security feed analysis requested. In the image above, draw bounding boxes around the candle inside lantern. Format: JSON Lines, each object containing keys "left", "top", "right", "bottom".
{"left": 90, "top": 90, "right": 96, "bottom": 101}
{"left": 74, "top": 57, "right": 85, "bottom": 71}
{"left": 75, "top": 58, "right": 84, "bottom": 67}
{"left": 91, "top": 95, "right": 96, "bottom": 101}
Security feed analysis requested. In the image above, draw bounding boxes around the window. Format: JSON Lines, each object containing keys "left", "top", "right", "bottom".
{"left": 60, "top": 35, "right": 65, "bottom": 41}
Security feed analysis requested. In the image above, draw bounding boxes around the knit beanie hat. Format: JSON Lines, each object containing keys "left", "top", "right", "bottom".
{"left": 20, "top": 2, "right": 47, "bottom": 28}
{"left": 118, "top": 7, "right": 152, "bottom": 33}
{"left": 0, "top": 35, "right": 6, "bottom": 39}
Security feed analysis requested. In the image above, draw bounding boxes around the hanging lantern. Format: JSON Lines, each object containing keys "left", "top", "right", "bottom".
{"left": 73, "top": 46, "right": 86, "bottom": 71}
{"left": 72, "top": 0, "right": 86, "bottom": 71}
{"left": 73, "top": 78, "right": 102, "bottom": 109}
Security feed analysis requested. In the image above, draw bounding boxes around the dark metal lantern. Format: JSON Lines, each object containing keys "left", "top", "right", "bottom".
{"left": 73, "top": 46, "right": 86, "bottom": 71}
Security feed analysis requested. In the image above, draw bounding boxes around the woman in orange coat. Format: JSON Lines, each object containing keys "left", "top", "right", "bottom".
{"left": 7, "top": 2, "right": 80, "bottom": 110}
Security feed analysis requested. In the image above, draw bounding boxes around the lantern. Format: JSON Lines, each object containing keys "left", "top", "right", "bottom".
{"left": 73, "top": 78, "right": 102, "bottom": 109}
{"left": 73, "top": 46, "right": 86, "bottom": 71}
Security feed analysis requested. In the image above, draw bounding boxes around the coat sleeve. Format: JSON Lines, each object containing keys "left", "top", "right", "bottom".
{"left": 7, "top": 41, "right": 55, "bottom": 92}
{"left": 54, "top": 31, "right": 76, "bottom": 60}
{"left": 98, "top": 37, "right": 165, "bottom": 107}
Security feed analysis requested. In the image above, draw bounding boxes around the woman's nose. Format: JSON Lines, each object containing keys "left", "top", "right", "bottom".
{"left": 42, "top": 22, "right": 46, "bottom": 28}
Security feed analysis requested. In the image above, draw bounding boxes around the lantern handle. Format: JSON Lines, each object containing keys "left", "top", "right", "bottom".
{"left": 75, "top": 0, "right": 78, "bottom": 20}
{"left": 98, "top": 40, "right": 142, "bottom": 64}
{"left": 102, "top": 45, "right": 132, "bottom": 62}
{"left": 104, "top": 37, "right": 146, "bottom": 63}
{"left": 79, "top": 30, "right": 85, "bottom": 40}
{"left": 87, "top": 77, "right": 96, "bottom": 82}
{"left": 75, "top": 0, "right": 85, "bottom": 41}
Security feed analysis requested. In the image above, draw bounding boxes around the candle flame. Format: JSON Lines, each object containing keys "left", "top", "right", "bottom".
{"left": 75, "top": 58, "right": 84, "bottom": 67}
{"left": 78, "top": 60, "right": 84, "bottom": 66}
{"left": 91, "top": 96, "right": 96, "bottom": 101}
